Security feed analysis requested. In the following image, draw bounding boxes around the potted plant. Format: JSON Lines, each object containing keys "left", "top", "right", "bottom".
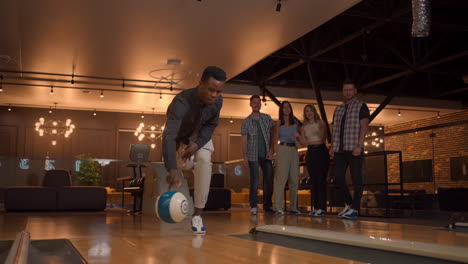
{"left": 75, "top": 154, "right": 101, "bottom": 186}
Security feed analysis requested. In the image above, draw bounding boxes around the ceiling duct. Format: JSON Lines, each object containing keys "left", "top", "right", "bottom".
{"left": 411, "top": 0, "right": 431, "bottom": 37}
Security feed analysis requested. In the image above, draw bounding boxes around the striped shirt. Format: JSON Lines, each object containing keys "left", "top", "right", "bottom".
{"left": 241, "top": 113, "right": 274, "bottom": 161}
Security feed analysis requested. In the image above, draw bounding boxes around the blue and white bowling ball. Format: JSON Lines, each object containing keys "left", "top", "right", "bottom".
{"left": 155, "top": 191, "right": 189, "bottom": 223}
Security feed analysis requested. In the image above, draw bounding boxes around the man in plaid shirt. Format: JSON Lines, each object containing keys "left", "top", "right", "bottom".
{"left": 330, "top": 80, "right": 369, "bottom": 219}
{"left": 241, "top": 95, "right": 276, "bottom": 215}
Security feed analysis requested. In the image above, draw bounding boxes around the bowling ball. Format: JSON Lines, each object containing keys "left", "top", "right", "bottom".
{"left": 155, "top": 191, "right": 189, "bottom": 223}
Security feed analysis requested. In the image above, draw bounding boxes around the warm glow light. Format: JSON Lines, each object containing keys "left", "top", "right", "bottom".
{"left": 51, "top": 140, "right": 57, "bottom": 146}
{"left": 52, "top": 121, "right": 58, "bottom": 126}
{"left": 52, "top": 129, "right": 57, "bottom": 134}
{"left": 151, "top": 143, "right": 156, "bottom": 149}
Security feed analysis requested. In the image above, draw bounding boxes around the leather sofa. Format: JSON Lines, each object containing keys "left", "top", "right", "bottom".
{"left": 5, "top": 170, "right": 107, "bottom": 211}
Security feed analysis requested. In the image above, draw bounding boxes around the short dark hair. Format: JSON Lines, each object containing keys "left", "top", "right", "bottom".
{"left": 343, "top": 79, "right": 356, "bottom": 86}
{"left": 201, "top": 66, "right": 227, "bottom": 82}
{"left": 250, "top": 95, "right": 261, "bottom": 102}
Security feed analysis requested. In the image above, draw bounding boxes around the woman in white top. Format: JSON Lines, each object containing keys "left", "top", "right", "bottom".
{"left": 294, "top": 104, "right": 330, "bottom": 216}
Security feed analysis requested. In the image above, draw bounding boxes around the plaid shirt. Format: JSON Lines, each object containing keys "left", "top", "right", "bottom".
{"left": 332, "top": 97, "right": 364, "bottom": 152}
{"left": 241, "top": 113, "right": 274, "bottom": 161}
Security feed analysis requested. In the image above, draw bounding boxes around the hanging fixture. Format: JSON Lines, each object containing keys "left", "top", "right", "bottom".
{"left": 275, "top": 0, "right": 282, "bottom": 12}
{"left": 34, "top": 103, "right": 75, "bottom": 145}
{"left": 134, "top": 108, "right": 164, "bottom": 149}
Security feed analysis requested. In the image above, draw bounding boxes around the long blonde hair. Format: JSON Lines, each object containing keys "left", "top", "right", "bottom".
{"left": 303, "top": 104, "right": 321, "bottom": 124}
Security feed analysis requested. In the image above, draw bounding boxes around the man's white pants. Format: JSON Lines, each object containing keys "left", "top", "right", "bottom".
{"left": 184, "top": 139, "right": 214, "bottom": 209}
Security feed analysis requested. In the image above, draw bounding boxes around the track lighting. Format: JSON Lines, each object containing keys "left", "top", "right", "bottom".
{"left": 100, "top": 89, "right": 104, "bottom": 98}
{"left": 275, "top": 0, "right": 282, "bottom": 12}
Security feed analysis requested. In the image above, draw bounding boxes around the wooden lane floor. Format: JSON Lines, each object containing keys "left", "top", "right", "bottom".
{"left": 0, "top": 209, "right": 467, "bottom": 263}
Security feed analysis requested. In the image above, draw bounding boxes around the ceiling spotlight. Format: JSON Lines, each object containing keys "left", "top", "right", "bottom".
{"left": 276, "top": 0, "right": 282, "bottom": 12}
{"left": 93, "top": 109, "right": 97, "bottom": 116}
{"left": 437, "top": 112, "right": 440, "bottom": 118}
{"left": 7, "top": 104, "right": 12, "bottom": 111}
{"left": 167, "top": 59, "right": 181, "bottom": 65}
{"left": 379, "top": 127, "right": 383, "bottom": 130}
{"left": 230, "top": 117, "right": 233, "bottom": 123}
{"left": 49, "top": 106, "right": 53, "bottom": 114}
{"left": 0, "top": 74, "right": 3, "bottom": 92}
{"left": 397, "top": 109, "right": 401, "bottom": 117}
{"left": 159, "top": 91, "right": 163, "bottom": 101}
{"left": 50, "top": 85, "right": 54, "bottom": 95}
{"left": 100, "top": 90, "right": 104, "bottom": 98}
{"left": 141, "top": 113, "right": 145, "bottom": 119}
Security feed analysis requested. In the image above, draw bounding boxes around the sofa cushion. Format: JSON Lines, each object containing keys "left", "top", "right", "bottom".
{"left": 57, "top": 187, "right": 107, "bottom": 211}
{"left": 5, "top": 187, "right": 57, "bottom": 211}
{"left": 43, "top": 170, "right": 72, "bottom": 187}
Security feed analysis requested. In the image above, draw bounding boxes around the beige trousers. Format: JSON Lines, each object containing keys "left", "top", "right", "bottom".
{"left": 273, "top": 144, "right": 299, "bottom": 211}
{"left": 193, "top": 140, "right": 214, "bottom": 208}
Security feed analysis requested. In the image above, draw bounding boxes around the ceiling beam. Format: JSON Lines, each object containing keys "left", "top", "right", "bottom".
{"left": 306, "top": 62, "right": 331, "bottom": 142}
{"left": 264, "top": 8, "right": 411, "bottom": 82}
{"left": 361, "top": 49, "right": 468, "bottom": 90}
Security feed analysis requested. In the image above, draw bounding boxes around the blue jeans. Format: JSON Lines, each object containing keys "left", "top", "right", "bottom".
{"left": 248, "top": 158, "right": 273, "bottom": 209}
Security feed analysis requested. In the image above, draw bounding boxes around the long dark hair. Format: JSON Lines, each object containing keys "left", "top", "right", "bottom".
{"left": 303, "top": 104, "right": 321, "bottom": 123}
{"left": 279, "top": 101, "right": 295, "bottom": 126}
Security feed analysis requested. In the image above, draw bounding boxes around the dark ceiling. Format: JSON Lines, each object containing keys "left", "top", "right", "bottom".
{"left": 230, "top": 0, "right": 468, "bottom": 105}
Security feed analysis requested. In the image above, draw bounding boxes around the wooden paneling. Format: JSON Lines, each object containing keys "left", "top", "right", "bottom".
{"left": 72, "top": 129, "right": 115, "bottom": 158}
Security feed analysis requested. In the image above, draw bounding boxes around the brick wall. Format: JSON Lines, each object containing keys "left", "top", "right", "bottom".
{"left": 384, "top": 109, "right": 468, "bottom": 193}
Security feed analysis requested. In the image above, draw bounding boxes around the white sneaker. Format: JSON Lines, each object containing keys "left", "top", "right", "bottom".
{"left": 250, "top": 208, "right": 258, "bottom": 215}
{"left": 276, "top": 209, "right": 285, "bottom": 215}
{"left": 308, "top": 209, "right": 318, "bottom": 216}
{"left": 342, "top": 209, "right": 358, "bottom": 219}
{"left": 191, "top": 215, "right": 206, "bottom": 234}
{"left": 338, "top": 204, "right": 351, "bottom": 217}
